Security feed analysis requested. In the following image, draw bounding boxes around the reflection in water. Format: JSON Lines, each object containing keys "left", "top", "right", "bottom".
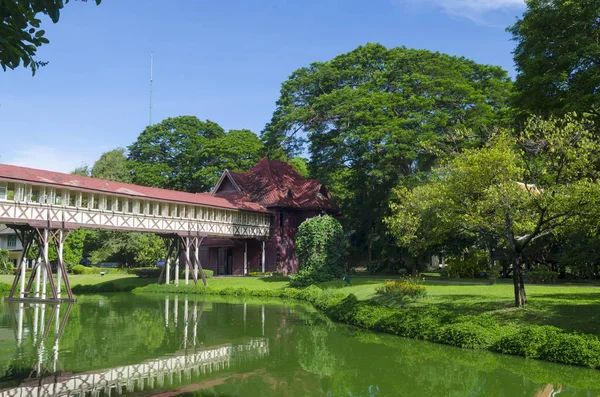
{"left": 0, "top": 294, "right": 599, "bottom": 397}
{"left": 0, "top": 298, "right": 268, "bottom": 397}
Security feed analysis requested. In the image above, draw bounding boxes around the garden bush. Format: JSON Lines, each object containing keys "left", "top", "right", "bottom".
{"left": 0, "top": 249, "right": 12, "bottom": 275}
{"left": 375, "top": 277, "right": 427, "bottom": 300}
{"left": 135, "top": 267, "right": 161, "bottom": 278}
{"left": 528, "top": 270, "right": 559, "bottom": 284}
{"left": 434, "top": 322, "right": 500, "bottom": 349}
{"left": 71, "top": 265, "right": 104, "bottom": 275}
{"left": 291, "top": 215, "right": 346, "bottom": 287}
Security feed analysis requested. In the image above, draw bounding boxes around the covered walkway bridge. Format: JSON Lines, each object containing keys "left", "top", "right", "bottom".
{"left": 0, "top": 164, "right": 272, "bottom": 302}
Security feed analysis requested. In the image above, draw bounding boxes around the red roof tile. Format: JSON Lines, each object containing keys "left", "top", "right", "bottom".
{"left": 216, "top": 158, "right": 338, "bottom": 212}
{"left": 0, "top": 164, "right": 268, "bottom": 213}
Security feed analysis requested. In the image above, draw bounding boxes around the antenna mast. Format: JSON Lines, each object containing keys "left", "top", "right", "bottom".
{"left": 149, "top": 53, "right": 153, "bottom": 125}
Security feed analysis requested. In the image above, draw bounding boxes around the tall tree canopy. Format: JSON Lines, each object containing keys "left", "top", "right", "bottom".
{"left": 91, "top": 148, "right": 131, "bottom": 183}
{"left": 386, "top": 115, "right": 600, "bottom": 306}
{"left": 128, "top": 116, "right": 264, "bottom": 192}
{"left": 262, "top": 43, "right": 512, "bottom": 264}
{"left": 0, "top": 0, "right": 101, "bottom": 75}
{"left": 509, "top": 0, "right": 600, "bottom": 119}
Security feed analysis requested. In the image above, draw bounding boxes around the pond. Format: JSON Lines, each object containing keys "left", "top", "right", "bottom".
{"left": 0, "top": 294, "right": 599, "bottom": 397}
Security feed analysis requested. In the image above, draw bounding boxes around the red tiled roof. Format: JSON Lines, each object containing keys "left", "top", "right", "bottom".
{"left": 0, "top": 164, "right": 268, "bottom": 213}
{"left": 216, "top": 158, "right": 338, "bottom": 212}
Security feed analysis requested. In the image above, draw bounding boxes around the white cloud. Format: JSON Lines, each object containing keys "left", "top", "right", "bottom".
{"left": 2, "top": 145, "right": 90, "bottom": 174}
{"left": 395, "top": 0, "right": 526, "bottom": 24}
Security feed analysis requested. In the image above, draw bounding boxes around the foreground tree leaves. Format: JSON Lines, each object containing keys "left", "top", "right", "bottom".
{"left": 0, "top": 0, "right": 101, "bottom": 75}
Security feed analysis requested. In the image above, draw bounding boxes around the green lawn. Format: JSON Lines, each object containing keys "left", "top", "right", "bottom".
{"left": 2, "top": 273, "right": 599, "bottom": 334}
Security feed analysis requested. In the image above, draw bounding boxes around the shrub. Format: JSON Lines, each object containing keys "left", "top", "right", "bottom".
{"left": 375, "top": 277, "right": 427, "bottom": 300}
{"left": 71, "top": 265, "right": 89, "bottom": 275}
{"left": 434, "top": 322, "right": 499, "bottom": 349}
{"left": 528, "top": 270, "right": 559, "bottom": 284}
{"left": 445, "top": 251, "right": 487, "bottom": 278}
{"left": 0, "top": 249, "right": 12, "bottom": 275}
{"left": 494, "top": 326, "right": 561, "bottom": 358}
{"left": 293, "top": 215, "right": 346, "bottom": 286}
{"left": 135, "top": 268, "right": 161, "bottom": 278}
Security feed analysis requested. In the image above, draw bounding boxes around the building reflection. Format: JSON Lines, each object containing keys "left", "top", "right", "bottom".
{"left": 0, "top": 297, "right": 269, "bottom": 397}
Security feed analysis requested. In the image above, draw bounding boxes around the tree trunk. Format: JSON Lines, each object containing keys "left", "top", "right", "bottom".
{"left": 513, "top": 256, "right": 528, "bottom": 307}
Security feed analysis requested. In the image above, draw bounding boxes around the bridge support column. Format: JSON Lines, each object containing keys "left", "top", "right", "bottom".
{"left": 51, "top": 229, "right": 73, "bottom": 300}
{"left": 244, "top": 241, "right": 248, "bottom": 275}
{"left": 175, "top": 255, "right": 180, "bottom": 287}
{"left": 7, "top": 227, "right": 35, "bottom": 300}
{"left": 34, "top": 252, "right": 41, "bottom": 298}
{"left": 158, "top": 236, "right": 176, "bottom": 285}
{"left": 261, "top": 240, "right": 266, "bottom": 273}
{"left": 193, "top": 236, "right": 208, "bottom": 286}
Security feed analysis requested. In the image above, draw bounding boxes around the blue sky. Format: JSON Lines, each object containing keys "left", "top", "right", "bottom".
{"left": 0, "top": 0, "right": 526, "bottom": 173}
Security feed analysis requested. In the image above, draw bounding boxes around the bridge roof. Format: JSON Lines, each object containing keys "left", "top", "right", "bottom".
{"left": 0, "top": 164, "right": 269, "bottom": 213}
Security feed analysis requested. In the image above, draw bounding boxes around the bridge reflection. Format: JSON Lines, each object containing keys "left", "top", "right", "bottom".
{"left": 0, "top": 298, "right": 269, "bottom": 397}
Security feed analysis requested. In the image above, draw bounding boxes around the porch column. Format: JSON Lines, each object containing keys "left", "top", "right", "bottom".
{"left": 56, "top": 230, "right": 63, "bottom": 298}
{"left": 34, "top": 252, "right": 42, "bottom": 298}
{"left": 184, "top": 237, "right": 190, "bottom": 286}
{"left": 165, "top": 254, "right": 171, "bottom": 285}
{"left": 261, "top": 240, "right": 265, "bottom": 273}
{"left": 175, "top": 255, "right": 180, "bottom": 287}
{"left": 244, "top": 241, "right": 248, "bottom": 275}
{"left": 41, "top": 230, "right": 49, "bottom": 300}
{"left": 19, "top": 252, "right": 27, "bottom": 299}
{"left": 194, "top": 239, "right": 199, "bottom": 280}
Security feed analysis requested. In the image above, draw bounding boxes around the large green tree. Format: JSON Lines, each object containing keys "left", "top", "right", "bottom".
{"left": 263, "top": 43, "right": 512, "bottom": 265}
{"left": 0, "top": 0, "right": 101, "bottom": 75}
{"left": 128, "top": 116, "right": 264, "bottom": 192}
{"left": 386, "top": 115, "right": 600, "bottom": 307}
{"left": 509, "top": 0, "right": 600, "bottom": 119}
{"left": 91, "top": 148, "right": 131, "bottom": 182}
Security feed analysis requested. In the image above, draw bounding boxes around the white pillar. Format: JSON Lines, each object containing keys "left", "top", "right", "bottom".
{"left": 175, "top": 256, "right": 180, "bottom": 287}
{"left": 261, "top": 241, "right": 266, "bottom": 273}
{"left": 41, "top": 229, "right": 49, "bottom": 299}
{"left": 194, "top": 241, "right": 199, "bottom": 280}
{"left": 56, "top": 230, "right": 64, "bottom": 298}
{"left": 165, "top": 255, "right": 171, "bottom": 285}
{"left": 185, "top": 239, "right": 190, "bottom": 286}
{"left": 35, "top": 254, "right": 41, "bottom": 298}
{"left": 244, "top": 241, "right": 248, "bottom": 275}
{"left": 19, "top": 240, "right": 28, "bottom": 298}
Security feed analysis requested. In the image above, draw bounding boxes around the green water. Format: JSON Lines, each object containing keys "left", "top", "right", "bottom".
{"left": 0, "top": 294, "right": 599, "bottom": 396}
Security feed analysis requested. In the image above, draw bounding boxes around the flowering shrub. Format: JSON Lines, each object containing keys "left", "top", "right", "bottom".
{"left": 376, "top": 276, "right": 427, "bottom": 300}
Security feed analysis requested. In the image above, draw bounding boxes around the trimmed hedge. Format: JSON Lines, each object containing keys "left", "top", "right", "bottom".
{"left": 135, "top": 268, "right": 214, "bottom": 279}
{"left": 134, "top": 283, "right": 600, "bottom": 369}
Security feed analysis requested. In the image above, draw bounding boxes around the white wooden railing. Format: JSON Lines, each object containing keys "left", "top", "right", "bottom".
{"left": 0, "top": 201, "right": 270, "bottom": 238}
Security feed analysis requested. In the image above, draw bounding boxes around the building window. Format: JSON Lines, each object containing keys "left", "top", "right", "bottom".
{"left": 7, "top": 235, "right": 17, "bottom": 248}
{"left": 55, "top": 190, "right": 63, "bottom": 205}
{"left": 0, "top": 183, "right": 6, "bottom": 200}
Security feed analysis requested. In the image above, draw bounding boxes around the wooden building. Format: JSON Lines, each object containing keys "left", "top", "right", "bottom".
{"left": 206, "top": 158, "right": 338, "bottom": 275}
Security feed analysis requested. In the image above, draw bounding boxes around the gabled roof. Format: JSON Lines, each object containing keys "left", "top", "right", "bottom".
{"left": 213, "top": 158, "right": 338, "bottom": 212}
{"left": 0, "top": 164, "right": 268, "bottom": 213}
